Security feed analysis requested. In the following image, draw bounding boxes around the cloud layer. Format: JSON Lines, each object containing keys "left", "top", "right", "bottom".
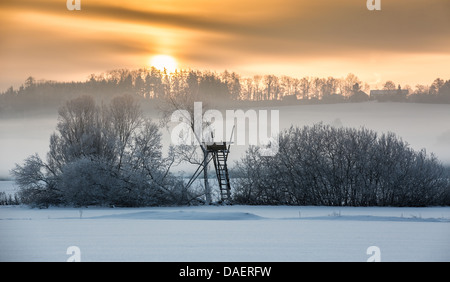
{"left": 1, "top": 0, "right": 450, "bottom": 90}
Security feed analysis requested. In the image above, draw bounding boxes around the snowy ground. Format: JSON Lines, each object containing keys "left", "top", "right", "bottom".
{"left": 1, "top": 181, "right": 449, "bottom": 262}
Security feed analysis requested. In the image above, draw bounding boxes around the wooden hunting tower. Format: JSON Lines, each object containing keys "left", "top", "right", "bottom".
{"left": 206, "top": 142, "right": 231, "bottom": 202}
{"left": 184, "top": 139, "right": 233, "bottom": 204}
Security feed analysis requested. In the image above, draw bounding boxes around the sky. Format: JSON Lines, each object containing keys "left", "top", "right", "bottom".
{"left": 1, "top": 0, "right": 450, "bottom": 92}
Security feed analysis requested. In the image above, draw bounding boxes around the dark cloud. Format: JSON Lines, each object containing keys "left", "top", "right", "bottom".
{"left": 3, "top": 0, "right": 450, "bottom": 56}
{"left": 92, "top": 0, "right": 450, "bottom": 60}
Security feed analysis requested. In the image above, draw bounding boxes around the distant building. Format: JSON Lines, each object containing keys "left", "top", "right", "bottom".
{"left": 370, "top": 87, "right": 408, "bottom": 102}
{"left": 349, "top": 90, "right": 369, "bottom": 102}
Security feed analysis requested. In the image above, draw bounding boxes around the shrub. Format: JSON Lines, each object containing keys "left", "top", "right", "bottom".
{"left": 234, "top": 123, "right": 449, "bottom": 206}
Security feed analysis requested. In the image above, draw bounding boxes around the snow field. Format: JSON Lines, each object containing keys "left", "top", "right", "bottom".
{"left": 1, "top": 204, "right": 449, "bottom": 262}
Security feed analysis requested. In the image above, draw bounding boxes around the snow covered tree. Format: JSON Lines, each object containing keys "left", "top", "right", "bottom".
{"left": 12, "top": 154, "right": 60, "bottom": 207}
{"left": 12, "top": 95, "right": 187, "bottom": 207}
{"left": 234, "top": 124, "right": 449, "bottom": 206}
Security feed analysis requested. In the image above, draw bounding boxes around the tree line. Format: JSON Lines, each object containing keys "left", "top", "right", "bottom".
{"left": 1, "top": 68, "right": 449, "bottom": 115}
{"left": 9, "top": 94, "right": 450, "bottom": 207}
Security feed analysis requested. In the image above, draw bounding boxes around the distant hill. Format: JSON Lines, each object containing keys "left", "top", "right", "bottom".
{"left": 1, "top": 68, "right": 449, "bottom": 117}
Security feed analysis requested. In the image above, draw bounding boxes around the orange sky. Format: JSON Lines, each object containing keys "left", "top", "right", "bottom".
{"left": 1, "top": 0, "right": 450, "bottom": 91}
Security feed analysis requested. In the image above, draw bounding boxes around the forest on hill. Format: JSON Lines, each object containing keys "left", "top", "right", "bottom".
{"left": 1, "top": 68, "right": 450, "bottom": 116}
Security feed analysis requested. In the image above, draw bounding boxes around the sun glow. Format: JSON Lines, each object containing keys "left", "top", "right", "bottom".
{"left": 149, "top": 55, "right": 178, "bottom": 73}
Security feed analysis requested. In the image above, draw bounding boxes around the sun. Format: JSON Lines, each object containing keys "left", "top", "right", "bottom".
{"left": 149, "top": 55, "right": 177, "bottom": 73}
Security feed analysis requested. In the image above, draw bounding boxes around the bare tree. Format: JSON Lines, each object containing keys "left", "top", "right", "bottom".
{"left": 299, "top": 77, "right": 312, "bottom": 100}
{"left": 429, "top": 78, "right": 444, "bottom": 95}
{"left": 264, "top": 75, "right": 279, "bottom": 100}
{"left": 383, "top": 80, "right": 396, "bottom": 91}
{"left": 107, "top": 95, "right": 142, "bottom": 170}
{"left": 342, "top": 73, "right": 362, "bottom": 97}
{"left": 13, "top": 95, "right": 185, "bottom": 207}
{"left": 160, "top": 82, "right": 215, "bottom": 204}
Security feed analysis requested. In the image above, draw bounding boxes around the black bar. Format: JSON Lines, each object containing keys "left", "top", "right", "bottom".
{"left": 5, "top": 261, "right": 441, "bottom": 281}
